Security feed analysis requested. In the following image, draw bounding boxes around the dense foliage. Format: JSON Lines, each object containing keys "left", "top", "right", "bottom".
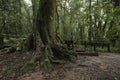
{"left": 0, "top": 0, "right": 120, "bottom": 69}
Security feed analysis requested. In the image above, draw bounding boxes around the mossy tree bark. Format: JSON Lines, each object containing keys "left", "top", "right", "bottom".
{"left": 36, "top": 0, "right": 55, "bottom": 68}
{"left": 23, "top": 0, "right": 76, "bottom": 69}
{"left": 36, "top": 0, "right": 55, "bottom": 44}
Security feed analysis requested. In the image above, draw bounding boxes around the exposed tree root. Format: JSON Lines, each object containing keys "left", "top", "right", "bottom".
{"left": 0, "top": 46, "right": 16, "bottom": 54}
{"left": 20, "top": 33, "right": 77, "bottom": 70}
{"left": 51, "top": 44, "right": 77, "bottom": 61}
{"left": 21, "top": 43, "right": 77, "bottom": 70}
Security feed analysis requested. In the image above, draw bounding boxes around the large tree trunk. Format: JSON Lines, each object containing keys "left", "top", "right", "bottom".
{"left": 23, "top": 0, "right": 76, "bottom": 70}
{"left": 36, "top": 0, "right": 55, "bottom": 45}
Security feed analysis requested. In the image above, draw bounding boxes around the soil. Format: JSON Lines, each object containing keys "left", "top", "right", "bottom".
{"left": 0, "top": 52, "right": 120, "bottom": 80}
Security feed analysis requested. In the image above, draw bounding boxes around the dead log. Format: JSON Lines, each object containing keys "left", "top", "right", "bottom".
{"left": 76, "top": 52, "right": 99, "bottom": 56}
{"left": 76, "top": 49, "right": 85, "bottom": 52}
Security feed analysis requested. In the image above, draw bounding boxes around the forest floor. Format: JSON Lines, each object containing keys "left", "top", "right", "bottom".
{"left": 0, "top": 52, "right": 120, "bottom": 80}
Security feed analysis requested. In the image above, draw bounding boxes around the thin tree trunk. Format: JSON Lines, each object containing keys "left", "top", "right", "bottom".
{"left": 88, "top": 0, "right": 92, "bottom": 41}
